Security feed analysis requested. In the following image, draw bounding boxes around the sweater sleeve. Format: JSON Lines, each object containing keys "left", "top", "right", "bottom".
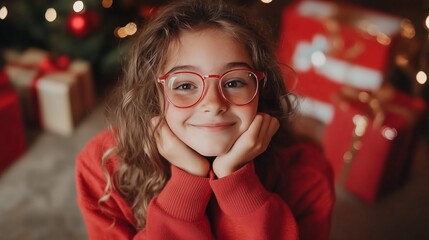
{"left": 76, "top": 131, "right": 141, "bottom": 240}
{"left": 76, "top": 131, "right": 215, "bottom": 240}
{"left": 276, "top": 142, "right": 335, "bottom": 240}
{"left": 210, "top": 162, "right": 299, "bottom": 240}
{"left": 145, "top": 165, "right": 214, "bottom": 239}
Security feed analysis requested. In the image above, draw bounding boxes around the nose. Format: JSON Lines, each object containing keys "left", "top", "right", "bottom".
{"left": 198, "top": 83, "right": 228, "bottom": 114}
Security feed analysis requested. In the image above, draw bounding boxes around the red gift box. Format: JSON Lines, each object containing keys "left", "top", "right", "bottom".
{"left": 278, "top": 0, "right": 407, "bottom": 123}
{"left": 0, "top": 70, "right": 26, "bottom": 174}
{"left": 322, "top": 86, "right": 426, "bottom": 202}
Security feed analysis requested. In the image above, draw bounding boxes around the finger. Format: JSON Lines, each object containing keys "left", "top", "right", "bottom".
{"left": 267, "top": 117, "right": 280, "bottom": 137}
{"left": 246, "top": 113, "right": 264, "bottom": 139}
{"left": 257, "top": 114, "right": 279, "bottom": 144}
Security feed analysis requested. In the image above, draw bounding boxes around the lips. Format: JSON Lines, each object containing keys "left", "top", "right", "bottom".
{"left": 190, "top": 122, "right": 235, "bottom": 131}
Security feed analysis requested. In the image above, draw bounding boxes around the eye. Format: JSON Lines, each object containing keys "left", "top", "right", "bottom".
{"left": 174, "top": 82, "right": 196, "bottom": 90}
{"left": 223, "top": 79, "right": 246, "bottom": 88}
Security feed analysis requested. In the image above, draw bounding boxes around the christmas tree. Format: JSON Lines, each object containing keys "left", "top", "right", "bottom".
{"left": 0, "top": 0, "right": 167, "bottom": 90}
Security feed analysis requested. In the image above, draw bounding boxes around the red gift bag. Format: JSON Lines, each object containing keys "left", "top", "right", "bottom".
{"left": 322, "top": 86, "right": 426, "bottom": 202}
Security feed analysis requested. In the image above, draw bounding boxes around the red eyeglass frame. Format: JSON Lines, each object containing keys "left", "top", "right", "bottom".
{"left": 157, "top": 68, "right": 266, "bottom": 108}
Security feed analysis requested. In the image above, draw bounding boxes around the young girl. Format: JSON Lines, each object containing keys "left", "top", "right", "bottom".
{"left": 76, "top": 0, "right": 335, "bottom": 239}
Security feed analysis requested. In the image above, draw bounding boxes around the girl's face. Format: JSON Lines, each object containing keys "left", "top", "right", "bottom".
{"left": 162, "top": 28, "right": 259, "bottom": 156}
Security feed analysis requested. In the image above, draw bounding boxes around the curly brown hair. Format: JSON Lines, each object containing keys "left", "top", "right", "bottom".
{"left": 102, "top": 0, "right": 295, "bottom": 229}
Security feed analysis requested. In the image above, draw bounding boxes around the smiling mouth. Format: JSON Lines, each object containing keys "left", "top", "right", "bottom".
{"left": 191, "top": 123, "right": 235, "bottom": 131}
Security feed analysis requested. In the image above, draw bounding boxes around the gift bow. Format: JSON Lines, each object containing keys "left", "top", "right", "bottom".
{"left": 38, "top": 55, "right": 71, "bottom": 74}
{"left": 293, "top": 34, "right": 329, "bottom": 72}
{"left": 335, "top": 86, "right": 389, "bottom": 129}
{"left": 335, "top": 86, "right": 396, "bottom": 185}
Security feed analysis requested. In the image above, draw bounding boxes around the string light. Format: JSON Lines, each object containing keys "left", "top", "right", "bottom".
{"left": 357, "top": 92, "right": 370, "bottom": 103}
{"left": 382, "top": 127, "right": 397, "bottom": 140}
{"left": 352, "top": 115, "right": 368, "bottom": 137}
{"left": 114, "top": 22, "right": 138, "bottom": 38}
{"left": 73, "top": 1, "right": 85, "bottom": 13}
{"left": 0, "top": 6, "right": 7, "bottom": 20}
{"left": 416, "top": 71, "right": 427, "bottom": 84}
{"left": 102, "top": 0, "right": 113, "bottom": 8}
{"left": 395, "top": 54, "right": 408, "bottom": 67}
{"left": 70, "top": 14, "right": 86, "bottom": 32}
{"left": 400, "top": 19, "right": 415, "bottom": 39}
{"left": 45, "top": 8, "right": 57, "bottom": 22}
{"left": 124, "top": 22, "right": 137, "bottom": 35}
{"left": 376, "top": 33, "right": 391, "bottom": 45}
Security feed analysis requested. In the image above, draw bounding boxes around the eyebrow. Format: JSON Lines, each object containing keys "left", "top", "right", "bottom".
{"left": 164, "top": 62, "right": 254, "bottom": 75}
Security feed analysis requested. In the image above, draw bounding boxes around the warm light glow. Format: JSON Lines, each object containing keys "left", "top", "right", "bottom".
{"left": 115, "top": 27, "right": 128, "bottom": 38}
{"left": 357, "top": 92, "right": 370, "bottom": 103}
{"left": 71, "top": 15, "right": 86, "bottom": 31}
{"left": 360, "top": 21, "right": 378, "bottom": 37}
{"left": 0, "top": 6, "right": 7, "bottom": 20}
{"left": 261, "top": 0, "right": 273, "bottom": 3}
{"left": 352, "top": 140, "right": 362, "bottom": 150}
{"left": 115, "top": 22, "right": 138, "bottom": 38}
{"left": 416, "top": 71, "right": 427, "bottom": 84}
{"left": 102, "top": 0, "right": 113, "bottom": 8}
{"left": 45, "top": 8, "right": 57, "bottom": 22}
{"left": 73, "top": 1, "right": 85, "bottom": 13}
{"left": 395, "top": 55, "right": 409, "bottom": 67}
{"left": 311, "top": 51, "right": 326, "bottom": 67}
{"left": 400, "top": 19, "right": 415, "bottom": 39}
{"left": 125, "top": 22, "right": 137, "bottom": 35}
{"left": 343, "top": 151, "right": 353, "bottom": 163}
{"left": 376, "top": 33, "right": 391, "bottom": 45}
{"left": 382, "top": 127, "right": 397, "bottom": 140}
{"left": 353, "top": 115, "right": 368, "bottom": 137}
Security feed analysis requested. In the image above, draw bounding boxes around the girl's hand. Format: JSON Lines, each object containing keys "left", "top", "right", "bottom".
{"left": 151, "top": 116, "right": 210, "bottom": 177}
{"left": 212, "top": 113, "right": 279, "bottom": 178}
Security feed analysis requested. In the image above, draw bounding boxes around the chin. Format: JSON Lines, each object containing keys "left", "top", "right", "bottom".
{"left": 192, "top": 143, "right": 233, "bottom": 157}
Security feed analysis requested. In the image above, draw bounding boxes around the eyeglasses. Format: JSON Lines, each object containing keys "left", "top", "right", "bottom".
{"left": 158, "top": 68, "right": 265, "bottom": 108}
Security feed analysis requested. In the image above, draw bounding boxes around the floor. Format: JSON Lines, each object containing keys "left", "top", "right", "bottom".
{"left": 0, "top": 104, "right": 106, "bottom": 240}
{"left": 1, "top": 103, "right": 428, "bottom": 240}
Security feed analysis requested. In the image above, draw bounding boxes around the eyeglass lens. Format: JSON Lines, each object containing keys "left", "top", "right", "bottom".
{"left": 164, "top": 70, "right": 258, "bottom": 107}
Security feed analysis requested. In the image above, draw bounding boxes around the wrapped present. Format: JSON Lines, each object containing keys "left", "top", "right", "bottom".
{"left": 322, "top": 86, "right": 426, "bottom": 202}
{"left": 0, "top": 69, "right": 27, "bottom": 173}
{"left": 278, "top": 0, "right": 412, "bottom": 123}
{"left": 4, "top": 48, "right": 95, "bottom": 136}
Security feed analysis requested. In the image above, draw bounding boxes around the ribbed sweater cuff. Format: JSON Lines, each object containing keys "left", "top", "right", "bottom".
{"left": 210, "top": 162, "right": 270, "bottom": 216}
{"left": 156, "top": 165, "right": 212, "bottom": 221}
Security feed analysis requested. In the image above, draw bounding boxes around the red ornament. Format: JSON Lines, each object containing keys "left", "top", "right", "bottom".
{"left": 140, "top": 5, "right": 157, "bottom": 19}
{"left": 67, "top": 10, "right": 99, "bottom": 37}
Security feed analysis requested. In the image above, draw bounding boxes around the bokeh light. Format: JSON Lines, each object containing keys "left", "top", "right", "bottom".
{"left": 73, "top": 1, "right": 85, "bottom": 13}
{"left": 0, "top": 6, "right": 7, "bottom": 20}
{"left": 45, "top": 8, "right": 57, "bottom": 22}
{"left": 416, "top": 71, "right": 427, "bottom": 85}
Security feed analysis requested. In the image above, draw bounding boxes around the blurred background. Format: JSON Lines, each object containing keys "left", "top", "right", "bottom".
{"left": 0, "top": 0, "right": 428, "bottom": 239}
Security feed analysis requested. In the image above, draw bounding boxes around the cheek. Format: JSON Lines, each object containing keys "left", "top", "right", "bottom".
{"left": 164, "top": 103, "right": 189, "bottom": 131}
{"left": 237, "top": 98, "right": 259, "bottom": 128}
{"left": 164, "top": 103, "right": 177, "bottom": 126}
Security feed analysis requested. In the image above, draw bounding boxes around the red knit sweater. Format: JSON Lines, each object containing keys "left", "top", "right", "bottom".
{"left": 76, "top": 130, "right": 335, "bottom": 239}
